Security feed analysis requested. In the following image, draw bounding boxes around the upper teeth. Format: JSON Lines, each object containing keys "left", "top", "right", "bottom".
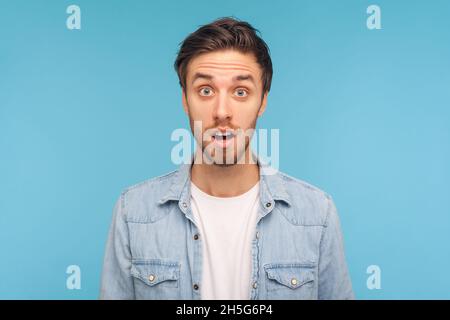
{"left": 215, "top": 132, "right": 233, "bottom": 138}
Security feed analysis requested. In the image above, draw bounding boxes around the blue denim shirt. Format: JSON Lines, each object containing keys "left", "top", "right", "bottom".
{"left": 100, "top": 161, "right": 354, "bottom": 300}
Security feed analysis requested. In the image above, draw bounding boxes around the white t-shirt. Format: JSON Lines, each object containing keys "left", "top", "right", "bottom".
{"left": 190, "top": 181, "right": 260, "bottom": 300}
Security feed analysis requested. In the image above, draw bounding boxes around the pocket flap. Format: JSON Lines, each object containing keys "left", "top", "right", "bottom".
{"left": 264, "top": 263, "right": 315, "bottom": 289}
{"left": 131, "top": 259, "right": 180, "bottom": 286}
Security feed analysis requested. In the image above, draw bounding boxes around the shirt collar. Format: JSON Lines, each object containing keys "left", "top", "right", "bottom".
{"left": 157, "top": 154, "right": 291, "bottom": 211}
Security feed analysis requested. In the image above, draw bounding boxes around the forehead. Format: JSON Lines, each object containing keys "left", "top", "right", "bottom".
{"left": 186, "top": 49, "right": 262, "bottom": 84}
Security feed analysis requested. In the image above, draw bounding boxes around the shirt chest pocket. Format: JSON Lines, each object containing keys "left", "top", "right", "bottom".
{"left": 131, "top": 259, "right": 181, "bottom": 299}
{"left": 263, "top": 263, "right": 317, "bottom": 300}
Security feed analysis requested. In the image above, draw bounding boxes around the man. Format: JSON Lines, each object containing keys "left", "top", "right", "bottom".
{"left": 100, "top": 17, "right": 354, "bottom": 300}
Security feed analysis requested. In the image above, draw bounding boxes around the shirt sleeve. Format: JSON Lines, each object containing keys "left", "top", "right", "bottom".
{"left": 318, "top": 196, "right": 355, "bottom": 300}
{"left": 99, "top": 193, "right": 135, "bottom": 299}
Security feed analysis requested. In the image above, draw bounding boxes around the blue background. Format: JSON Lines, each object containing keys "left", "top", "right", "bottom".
{"left": 1, "top": 0, "right": 449, "bottom": 299}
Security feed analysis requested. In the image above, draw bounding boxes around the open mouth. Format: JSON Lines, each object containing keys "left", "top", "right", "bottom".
{"left": 212, "top": 131, "right": 235, "bottom": 148}
{"left": 213, "top": 131, "right": 234, "bottom": 140}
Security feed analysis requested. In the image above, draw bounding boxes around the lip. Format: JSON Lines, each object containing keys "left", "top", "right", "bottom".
{"left": 211, "top": 131, "right": 235, "bottom": 148}
{"left": 212, "top": 135, "right": 234, "bottom": 148}
{"left": 215, "top": 127, "right": 235, "bottom": 135}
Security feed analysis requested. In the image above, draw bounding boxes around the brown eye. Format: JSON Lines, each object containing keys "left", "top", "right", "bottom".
{"left": 199, "top": 87, "right": 214, "bottom": 96}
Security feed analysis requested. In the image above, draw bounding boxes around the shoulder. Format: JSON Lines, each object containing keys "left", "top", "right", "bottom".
{"left": 116, "top": 170, "right": 180, "bottom": 222}
{"left": 121, "top": 170, "right": 178, "bottom": 198}
{"left": 273, "top": 170, "right": 336, "bottom": 227}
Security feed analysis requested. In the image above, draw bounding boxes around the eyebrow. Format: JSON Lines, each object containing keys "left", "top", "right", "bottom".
{"left": 191, "top": 72, "right": 256, "bottom": 85}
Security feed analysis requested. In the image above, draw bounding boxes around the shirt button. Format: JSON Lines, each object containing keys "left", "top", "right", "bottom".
{"left": 148, "top": 274, "right": 156, "bottom": 282}
{"left": 193, "top": 283, "right": 199, "bottom": 290}
{"left": 291, "top": 278, "right": 298, "bottom": 286}
{"left": 193, "top": 234, "right": 199, "bottom": 240}
{"left": 265, "top": 202, "right": 271, "bottom": 208}
{"left": 255, "top": 231, "right": 260, "bottom": 239}
{"left": 182, "top": 202, "right": 188, "bottom": 208}
{"left": 252, "top": 282, "right": 258, "bottom": 289}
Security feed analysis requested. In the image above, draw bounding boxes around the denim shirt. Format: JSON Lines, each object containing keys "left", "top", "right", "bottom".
{"left": 99, "top": 161, "right": 354, "bottom": 300}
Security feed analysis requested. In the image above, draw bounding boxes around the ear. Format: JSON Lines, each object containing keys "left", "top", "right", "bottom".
{"left": 257, "top": 92, "right": 268, "bottom": 117}
{"left": 181, "top": 88, "right": 189, "bottom": 114}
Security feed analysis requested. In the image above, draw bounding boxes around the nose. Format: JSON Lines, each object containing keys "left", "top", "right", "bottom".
{"left": 212, "top": 91, "right": 232, "bottom": 123}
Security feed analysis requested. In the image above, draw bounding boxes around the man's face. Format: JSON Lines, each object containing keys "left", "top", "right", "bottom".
{"left": 182, "top": 49, "right": 268, "bottom": 165}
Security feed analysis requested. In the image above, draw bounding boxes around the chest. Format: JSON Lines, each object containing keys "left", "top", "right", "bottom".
{"left": 126, "top": 204, "right": 323, "bottom": 299}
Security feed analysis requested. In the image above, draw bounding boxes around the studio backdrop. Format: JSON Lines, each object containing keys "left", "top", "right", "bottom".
{"left": 1, "top": 0, "right": 449, "bottom": 299}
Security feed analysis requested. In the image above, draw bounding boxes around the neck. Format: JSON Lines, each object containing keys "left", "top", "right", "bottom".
{"left": 191, "top": 149, "right": 259, "bottom": 197}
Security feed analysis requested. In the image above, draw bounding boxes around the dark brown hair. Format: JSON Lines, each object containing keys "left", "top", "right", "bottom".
{"left": 174, "top": 17, "right": 273, "bottom": 96}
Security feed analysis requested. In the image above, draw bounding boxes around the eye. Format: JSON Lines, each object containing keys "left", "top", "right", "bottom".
{"left": 235, "top": 88, "right": 249, "bottom": 98}
{"left": 199, "top": 86, "right": 214, "bottom": 96}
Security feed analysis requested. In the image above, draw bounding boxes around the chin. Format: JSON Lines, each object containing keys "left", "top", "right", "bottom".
{"left": 201, "top": 144, "right": 248, "bottom": 166}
